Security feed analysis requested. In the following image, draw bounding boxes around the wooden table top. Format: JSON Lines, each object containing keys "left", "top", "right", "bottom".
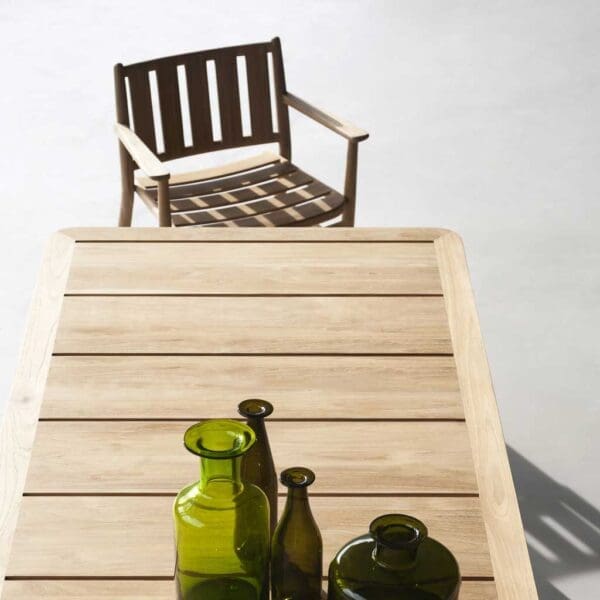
{"left": 0, "top": 228, "right": 537, "bottom": 599}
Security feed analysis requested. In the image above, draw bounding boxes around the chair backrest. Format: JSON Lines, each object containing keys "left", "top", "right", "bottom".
{"left": 114, "top": 38, "right": 291, "bottom": 162}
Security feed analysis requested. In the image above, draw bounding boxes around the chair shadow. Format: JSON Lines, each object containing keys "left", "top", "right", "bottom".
{"left": 507, "top": 447, "right": 600, "bottom": 599}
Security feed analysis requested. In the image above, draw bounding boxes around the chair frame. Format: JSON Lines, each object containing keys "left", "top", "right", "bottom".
{"left": 114, "top": 37, "right": 368, "bottom": 227}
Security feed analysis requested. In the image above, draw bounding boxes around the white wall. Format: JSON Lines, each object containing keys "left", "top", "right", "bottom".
{"left": 0, "top": 1, "right": 598, "bottom": 597}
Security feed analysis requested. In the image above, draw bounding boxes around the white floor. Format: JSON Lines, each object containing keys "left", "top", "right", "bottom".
{"left": 1, "top": 1, "right": 599, "bottom": 597}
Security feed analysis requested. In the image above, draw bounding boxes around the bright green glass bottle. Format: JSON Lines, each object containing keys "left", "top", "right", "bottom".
{"left": 327, "top": 514, "right": 460, "bottom": 599}
{"left": 173, "top": 420, "right": 270, "bottom": 600}
{"left": 271, "top": 467, "right": 323, "bottom": 600}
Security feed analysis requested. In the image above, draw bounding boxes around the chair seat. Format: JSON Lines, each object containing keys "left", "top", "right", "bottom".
{"left": 135, "top": 152, "right": 345, "bottom": 227}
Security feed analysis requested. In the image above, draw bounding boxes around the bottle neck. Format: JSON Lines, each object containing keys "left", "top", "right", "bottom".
{"left": 199, "top": 455, "right": 243, "bottom": 497}
{"left": 284, "top": 487, "right": 311, "bottom": 513}
{"left": 247, "top": 416, "right": 267, "bottom": 443}
{"left": 372, "top": 542, "right": 418, "bottom": 571}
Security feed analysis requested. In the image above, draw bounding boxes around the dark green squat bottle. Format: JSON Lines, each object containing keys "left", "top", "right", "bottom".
{"left": 328, "top": 514, "right": 460, "bottom": 599}
{"left": 271, "top": 467, "right": 323, "bottom": 600}
{"left": 238, "top": 399, "right": 278, "bottom": 536}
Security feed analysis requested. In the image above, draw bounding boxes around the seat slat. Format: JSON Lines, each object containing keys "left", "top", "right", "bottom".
{"left": 127, "top": 70, "right": 156, "bottom": 152}
{"left": 184, "top": 55, "right": 213, "bottom": 151}
{"left": 215, "top": 52, "right": 243, "bottom": 144}
{"left": 25, "top": 421, "right": 475, "bottom": 494}
{"left": 206, "top": 192, "right": 344, "bottom": 228}
{"left": 55, "top": 295, "right": 451, "bottom": 354}
{"left": 168, "top": 169, "right": 312, "bottom": 213}
{"left": 6, "top": 496, "right": 492, "bottom": 578}
{"left": 173, "top": 181, "right": 331, "bottom": 226}
{"left": 155, "top": 63, "right": 185, "bottom": 156}
{"left": 245, "top": 45, "right": 273, "bottom": 141}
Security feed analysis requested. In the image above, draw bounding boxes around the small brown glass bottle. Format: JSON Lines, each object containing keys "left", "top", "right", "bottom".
{"left": 238, "top": 398, "right": 278, "bottom": 535}
{"left": 271, "top": 467, "right": 323, "bottom": 600}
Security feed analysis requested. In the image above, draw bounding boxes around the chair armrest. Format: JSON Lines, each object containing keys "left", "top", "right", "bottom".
{"left": 114, "top": 123, "right": 170, "bottom": 181}
{"left": 283, "top": 92, "right": 369, "bottom": 142}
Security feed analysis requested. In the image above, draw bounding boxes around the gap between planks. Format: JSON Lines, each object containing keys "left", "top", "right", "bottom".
{"left": 38, "top": 417, "right": 466, "bottom": 422}
{"left": 51, "top": 352, "right": 455, "bottom": 357}
{"left": 23, "top": 492, "right": 479, "bottom": 498}
{"left": 63, "top": 293, "right": 445, "bottom": 297}
{"left": 72, "top": 240, "right": 436, "bottom": 244}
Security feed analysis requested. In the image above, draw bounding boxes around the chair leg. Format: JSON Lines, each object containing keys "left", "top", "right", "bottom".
{"left": 118, "top": 189, "right": 134, "bottom": 227}
{"left": 157, "top": 178, "right": 172, "bottom": 227}
{"left": 341, "top": 140, "right": 358, "bottom": 226}
{"left": 118, "top": 144, "right": 135, "bottom": 227}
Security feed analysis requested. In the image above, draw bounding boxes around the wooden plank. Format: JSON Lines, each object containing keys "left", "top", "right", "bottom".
{"left": 24, "top": 421, "right": 476, "bottom": 494}
{"left": 61, "top": 227, "right": 449, "bottom": 242}
{"left": 245, "top": 45, "right": 273, "bottom": 141}
{"left": 155, "top": 63, "right": 184, "bottom": 156}
{"left": 215, "top": 52, "right": 243, "bottom": 144}
{"left": 1, "top": 580, "right": 498, "bottom": 599}
{"left": 185, "top": 54, "right": 213, "bottom": 150}
{"left": 171, "top": 181, "right": 335, "bottom": 226}
{"left": 167, "top": 169, "right": 314, "bottom": 213}
{"left": 41, "top": 355, "right": 462, "bottom": 419}
{"left": 5, "top": 496, "right": 492, "bottom": 578}
{"left": 54, "top": 296, "right": 452, "bottom": 355}
{"left": 66, "top": 242, "right": 441, "bottom": 295}
{"left": 435, "top": 232, "right": 538, "bottom": 599}
{"left": 126, "top": 70, "right": 157, "bottom": 152}
{"left": 0, "top": 233, "right": 75, "bottom": 598}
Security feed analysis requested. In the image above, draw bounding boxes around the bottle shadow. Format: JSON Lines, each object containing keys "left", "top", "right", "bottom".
{"left": 507, "top": 447, "right": 600, "bottom": 599}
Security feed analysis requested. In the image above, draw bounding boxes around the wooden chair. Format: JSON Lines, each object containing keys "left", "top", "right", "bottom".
{"left": 114, "top": 38, "right": 368, "bottom": 228}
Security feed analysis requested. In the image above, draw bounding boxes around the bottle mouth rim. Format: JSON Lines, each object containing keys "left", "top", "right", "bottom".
{"left": 280, "top": 466, "right": 316, "bottom": 488}
{"left": 238, "top": 398, "right": 274, "bottom": 418}
{"left": 369, "top": 514, "right": 428, "bottom": 550}
{"left": 183, "top": 420, "right": 256, "bottom": 459}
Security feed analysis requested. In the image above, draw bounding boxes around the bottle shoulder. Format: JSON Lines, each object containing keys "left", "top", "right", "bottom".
{"left": 174, "top": 480, "right": 269, "bottom": 515}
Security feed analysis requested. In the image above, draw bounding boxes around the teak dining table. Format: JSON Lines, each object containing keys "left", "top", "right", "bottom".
{"left": 0, "top": 227, "right": 537, "bottom": 599}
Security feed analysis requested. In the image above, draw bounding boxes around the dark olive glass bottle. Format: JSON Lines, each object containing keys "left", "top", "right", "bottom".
{"left": 271, "top": 467, "right": 323, "bottom": 600}
{"left": 238, "top": 399, "right": 278, "bottom": 535}
{"left": 327, "top": 514, "right": 460, "bottom": 599}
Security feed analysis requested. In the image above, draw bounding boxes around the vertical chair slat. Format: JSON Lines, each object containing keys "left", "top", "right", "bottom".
{"left": 127, "top": 69, "right": 157, "bottom": 153}
{"left": 245, "top": 46, "right": 273, "bottom": 142}
{"left": 156, "top": 64, "right": 185, "bottom": 157}
{"left": 185, "top": 56, "right": 213, "bottom": 151}
{"left": 270, "top": 37, "right": 291, "bottom": 159}
{"left": 215, "top": 52, "right": 243, "bottom": 145}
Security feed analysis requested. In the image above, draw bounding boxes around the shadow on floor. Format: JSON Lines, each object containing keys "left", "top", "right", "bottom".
{"left": 508, "top": 447, "right": 600, "bottom": 599}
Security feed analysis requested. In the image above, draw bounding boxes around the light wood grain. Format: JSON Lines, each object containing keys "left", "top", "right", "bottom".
{"left": 1, "top": 580, "right": 497, "bottom": 599}
{"left": 435, "top": 232, "right": 538, "bottom": 599}
{"left": 114, "top": 124, "right": 169, "bottom": 181}
{"left": 41, "top": 355, "right": 462, "bottom": 419}
{"left": 66, "top": 242, "right": 442, "bottom": 295}
{"left": 54, "top": 296, "right": 452, "bottom": 355}
{"left": 6, "top": 496, "right": 491, "bottom": 578}
{"left": 283, "top": 92, "right": 369, "bottom": 141}
{"left": 0, "top": 233, "right": 75, "bottom": 597}
{"left": 61, "top": 227, "right": 449, "bottom": 242}
{"left": 24, "top": 421, "right": 476, "bottom": 494}
{"left": 136, "top": 151, "right": 280, "bottom": 188}
{"left": 2, "top": 228, "right": 537, "bottom": 600}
